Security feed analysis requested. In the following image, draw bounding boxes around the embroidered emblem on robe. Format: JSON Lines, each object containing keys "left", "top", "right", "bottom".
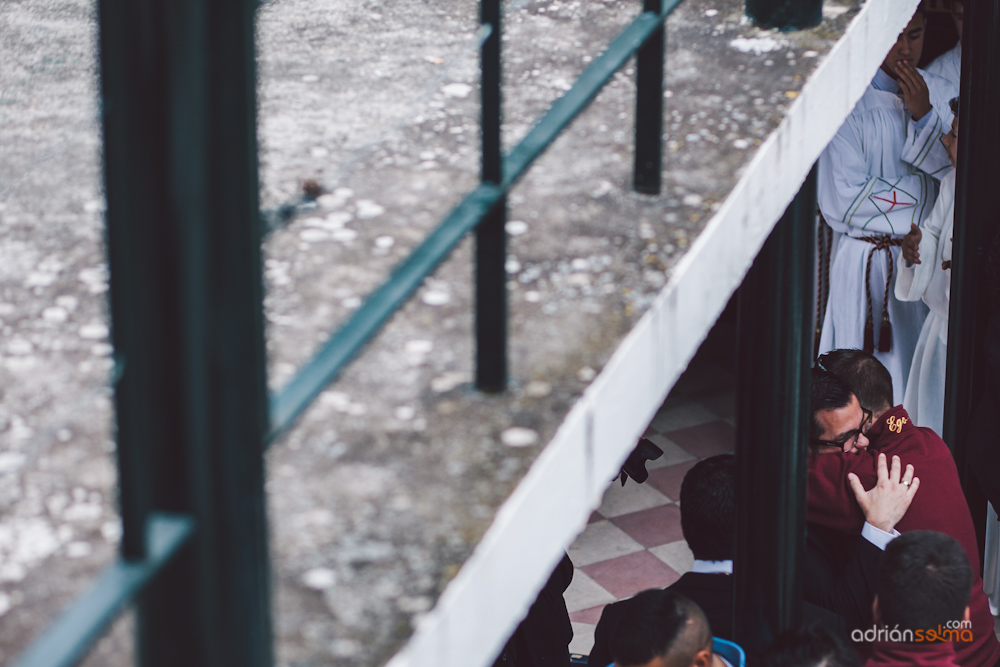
{"left": 870, "top": 184, "right": 916, "bottom": 214}
{"left": 887, "top": 416, "right": 909, "bottom": 433}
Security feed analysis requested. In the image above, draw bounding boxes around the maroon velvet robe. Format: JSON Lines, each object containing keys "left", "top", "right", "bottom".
{"left": 808, "top": 405, "right": 1000, "bottom": 667}
{"left": 866, "top": 641, "right": 960, "bottom": 667}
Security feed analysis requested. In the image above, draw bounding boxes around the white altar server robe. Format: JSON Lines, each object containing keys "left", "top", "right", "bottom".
{"left": 817, "top": 69, "right": 954, "bottom": 403}
{"left": 894, "top": 168, "right": 955, "bottom": 436}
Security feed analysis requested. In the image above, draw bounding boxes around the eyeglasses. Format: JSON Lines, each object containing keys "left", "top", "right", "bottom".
{"left": 810, "top": 407, "right": 873, "bottom": 450}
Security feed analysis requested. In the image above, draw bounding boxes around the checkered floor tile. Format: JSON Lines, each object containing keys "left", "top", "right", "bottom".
{"left": 565, "top": 354, "right": 736, "bottom": 657}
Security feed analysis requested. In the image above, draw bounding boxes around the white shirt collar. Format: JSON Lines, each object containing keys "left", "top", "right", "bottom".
{"left": 690, "top": 559, "right": 733, "bottom": 574}
{"left": 872, "top": 68, "right": 901, "bottom": 93}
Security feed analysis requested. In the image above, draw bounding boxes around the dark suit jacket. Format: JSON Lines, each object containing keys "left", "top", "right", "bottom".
{"left": 496, "top": 553, "right": 574, "bottom": 667}
{"left": 805, "top": 523, "right": 882, "bottom": 629}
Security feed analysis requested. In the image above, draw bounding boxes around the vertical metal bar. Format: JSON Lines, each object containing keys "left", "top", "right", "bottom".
{"left": 633, "top": 0, "right": 663, "bottom": 195}
{"left": 476, "top": 0, "right": 507, "bottom": 392}
{"left": 745, "top": 0, "right": 822, "bottom": 31}
{"left": 734, "top": 167, "right": 816, "bottom": 654}
{"left": 96, "top": 0, "right": 273, "bottom": 663}
{"left": 943, "top": 0, "right": 1000, "bottom": 476}
{"left": 97, "top": 0, "right": 165, "bottom": 564}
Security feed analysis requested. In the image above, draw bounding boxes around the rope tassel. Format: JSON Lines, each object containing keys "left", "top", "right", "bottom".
{"left": 879, "top": 318, "right": 892, "bottom": 353}
{"left": 864, "top": 318, "right": 875, "bottom": 354}
{"left": 860, "top": 235, "right": 902, "bottom": 356}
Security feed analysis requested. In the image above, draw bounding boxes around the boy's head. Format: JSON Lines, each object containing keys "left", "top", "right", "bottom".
{"left": 816, "top": 349, "right": 894, "bottom": 417}
{"left": 679, "top": 454, "right": 735, "bottom": 562}
{"left": 881, "top": 9, "right": 926, "bottom": 78}
{"left": 874, "top": 531, "right": 972, "bottom": 635}
{"left": 611, "top": 589, "right": 716, "bottom": 667}
{"left": 759, "top": 624, "right": 861, "bottom": 667}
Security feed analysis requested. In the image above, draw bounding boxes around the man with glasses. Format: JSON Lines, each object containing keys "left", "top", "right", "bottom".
{"left": 804, "top": 367, "right": 913, "bottom": 630}
{"left": 807, "top": 349, "right": 1000, "bottom": 667}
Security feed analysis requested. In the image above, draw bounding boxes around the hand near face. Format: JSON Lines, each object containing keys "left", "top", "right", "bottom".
{"left": 848, "top": 453, "right": 919, "bottom": 533}
{"left": 902, "top": 223, "right": 922, "bottom": 265}
{"left": 895, "top": 61, "right": 932, "bottom": 121}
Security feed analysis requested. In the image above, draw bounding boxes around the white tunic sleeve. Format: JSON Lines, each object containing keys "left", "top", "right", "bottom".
{"left": 902, "top": 110, "right": 952, "bottom": 179}
{"left": 900, "top": 69, "right": 959, "bottom": 179}
{"left": 895, "top": 169, "right": 956, "bottom": 302}
{"left": 926, "top": 44, "right": 961, "bottom": 90}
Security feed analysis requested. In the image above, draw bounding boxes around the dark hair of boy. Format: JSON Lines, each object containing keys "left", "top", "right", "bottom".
{"left": 609, "top": 589, "right": 711, "bottom": 667}
{"left": 809, "top": 367, "right": 856, "bottom": 439}
{"left": 876, "top": 530, "right": 972, "bottom": 633}
{"left": 679, "top": 454, "right": 735, "bottom": 562}
{"left": 758, "top": 624, "right": 861, "bottom": 667}
{"left": 817, "top": 349, "right": 893, "bottom": 414}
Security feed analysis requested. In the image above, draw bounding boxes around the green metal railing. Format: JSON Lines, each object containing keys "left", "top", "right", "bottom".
{"left": 14, "top": 0, "right": 682, "bottom": 664}
{"left": 269, "top": 0, "right": 683, "bottom": 436}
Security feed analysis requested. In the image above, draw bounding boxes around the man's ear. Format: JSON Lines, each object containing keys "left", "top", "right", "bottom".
{"left": 872, "top": 595, "right": 881, "bottom": 624}
{"left": 692, "top": 648, "right": 713, "bottom": 667}
{"left": 964, "top": 606, "right": 971, "bottom": 623}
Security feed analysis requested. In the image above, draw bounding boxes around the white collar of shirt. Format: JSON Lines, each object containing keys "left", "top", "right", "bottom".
{"left": 690, "top": 559, "right": 733, "bottom": 574}
{"left": 871, "top": 68, "right": 901, "bottom": 94}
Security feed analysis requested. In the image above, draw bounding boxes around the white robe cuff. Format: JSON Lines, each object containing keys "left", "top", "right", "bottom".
{"left": 690, "top": 559, "right": 733, "bottom": 574}
{"left": 862, "top": 522, "right": 900, "bottom": 551}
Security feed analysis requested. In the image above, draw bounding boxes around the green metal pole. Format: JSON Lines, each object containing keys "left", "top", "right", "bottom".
{"left": 97, "top": 0, "right": 161, "bottom": 565}
{"left": 745, "top": 0, "right": 821, "bottom": 31}
{"left": 633, "top": 0, "right": 664, "bottom": 195}
{"left": 96, "top": 0, "right": 273, "bottom": 663}
{"left": 476, "top": 0, "right": 508, "bottom": 392}
{"left": 734, "top": 167, "right": 816, "bottom": 653}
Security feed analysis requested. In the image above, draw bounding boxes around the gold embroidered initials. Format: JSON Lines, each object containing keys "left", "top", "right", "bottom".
{"left": 887, "top": 416, "right": 909, "bottom": 434}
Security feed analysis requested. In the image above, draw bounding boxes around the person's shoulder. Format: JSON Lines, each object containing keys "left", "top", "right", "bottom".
{"left": 669, "top": 570, "right": 732, "bottom": 593}
{"left": 939, "top": 168, "right": 957, "bottom": 196}
{"left": 927, "top": 43, "right": 961, "bottom": 72}
{"left": 882, "top": 410, "right": 952, "bottom": 460}
{"left": 919, "top": 67, "right": 959, "bottom": 101}
{"left": 845, "top": 86, "right": 903, "bottom": 123}
{"left": 596, "top": 596, "right": 629, "bottom": 623}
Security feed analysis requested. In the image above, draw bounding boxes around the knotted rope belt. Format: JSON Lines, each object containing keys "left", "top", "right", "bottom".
{"left": 859, "top": 235, "right": 902, "bottom": 354}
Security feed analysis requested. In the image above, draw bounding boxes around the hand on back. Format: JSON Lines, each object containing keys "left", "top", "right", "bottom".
{"left": 848, "top": 452, "right": 919, "bottom": 533}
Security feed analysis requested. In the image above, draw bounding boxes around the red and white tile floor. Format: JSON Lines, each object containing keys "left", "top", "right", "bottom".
{"left": 565, "top": 356, "right": 737, "bottom": 656}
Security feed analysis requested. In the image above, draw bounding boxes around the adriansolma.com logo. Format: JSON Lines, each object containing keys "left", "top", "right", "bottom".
{"left": 851, "top": 621, "right": 974, "bottom": 644}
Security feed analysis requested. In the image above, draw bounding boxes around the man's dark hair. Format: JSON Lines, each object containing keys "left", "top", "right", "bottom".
{"left": 949, "top": 96, "right": 959, "bottom": 116}
{"left": 817, "top": 349, "right": 893, "bottom": 413}
{"left": 610, "top": 589, "right": 709, "bottom": 667}
{"left": 680, "top": 454, "right": 735, "bottom": 561}
{"left": 877, "top": 531, "right": 972, "bottom": 632}
{"left": 810, "top": 367, "right": 855, "bottom": 439}
{"left": 759, "top": 624, "right": 861, "bottom": 667}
